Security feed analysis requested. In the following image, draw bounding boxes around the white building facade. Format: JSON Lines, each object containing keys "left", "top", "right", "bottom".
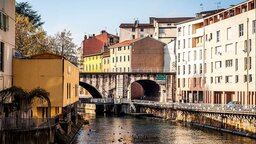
{"left": 204, "top": 0, "right": 256, "bottom": 105}
{"left": 0, "top": 0, "right": 15, "bottom": 90}
{"left": 176, "top": 18, "right": 205, "bottom": 103}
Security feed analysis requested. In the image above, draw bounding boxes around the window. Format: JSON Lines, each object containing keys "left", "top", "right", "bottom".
{"left": 183, "top": 78, "right": 185, "bottom": 88}
{"left": 188, "top": 65, "right": 191, "bottom": 74}
{"left": 75, "top": 84, "right": 78, "bottom": 97}
{"left": 249, "top": 57, "right": 252, "bottom": 70}
{"left": 112, "top": 49, "right": 115, "bottom": 54}
{"left": 178, "top": 40, "right": 180, "bottom": 49}
{"left": 252, "top": 20, "right": 256, "bottom": 33}
{"left": 244, "top": 57, "right": 247, "bottom": 70}
{"left": 128, "top": 55, "right": 130, "bottom": 61}
{"left": 188, "top": 25, "right": 191, "bottom": 35}
{"left": 235, "top": 75, "right": 239, "bottom": 83}
{"left": 194, "top": 64, "right": 196, "bottom": 74}
{"left": 0, "top": 42, "right": 4, "bottom": 71}
{"left": 215, "top": 61, "right": 222, "bottom": 69}
{"left": 204, "top": 63, "right": 207, "bottom": 73}
{"left": 244, "top": 75, "right": 247, "bottom": 82}
{"left": 116, "top": 57, "right": 118, "bottom": 62}
{"left": 199, "top": 50, "right": 202, "bottom": 60}
{"left": 112, "top": 57, "right": 114, "bottom": 63}
{"left": 239, "top": 24, "right": 244, "bottom": 37}
{"left": 188, "top": 38, "right": 191, "bottom": 48}
{"left": 159, "top": 28, "right": 165, "bottom": 34}
{"left": 194, "top": 51, "right": 196, "bottom": 60}
{"left": 178, "top": 66, "right": 180, "bottom": 75}
{"left": 235, "top": 42, "right": 238, "bottom": 55}
{"left": 177, "top": 78, "right": 180, "bottom": 88}
{"left": 199, "top": 64, "right": 202, "bottom": 74}
{"left": 235, "top": 59, "right": 238, "bottom": 71}
{"left": 132, "top": 35, "right": 135, "bottom": 39}
{"left": 211, "top": 62, "right": 213, "bottom": 73}
{"left": 178, "top": 53, "right": 180, "bottom": 62}
{"left": 215, "top": 46, "right": 221, "bottom": 55}
{"left": 183, "top": 65, "right": 185, "bottom": 74}
{"left": 183, "top": 39, "right": 186, "bottom": 48}
{"left": 141, "top": 28, "right": 144, "bottom": 32}
{"left": 215, "top": 76, "right": 222, "bottom": 84}
{"left": 193, "top": 78, "right": 196, "bottom": 88}
{"left": 124, "top": 67, "right": 126, "bottom": 72}
{"left": 118, "top": 47, "right": 122, "bottom": 51}
{"left": 249, "top": 74, "right": 252, "bottom": 82}
{"left": 226, "top": 44, "right": 233, "bottom": 53}
{"left": 0, "top": 12, "right": 9, "bottom": 31}
{"left": 225, "top": 76, "right": 232, "bottom": 83}
{"left": 183, "top": 26, "right": 185, "bottom": 36}
{"left": 188, "top": 51, "right": 190, "bottom": 62}
{"left": 140, "top": 34, "right": 144, "bottom": 38}
{"left": 132, "top": 27, "right": 135, "bottom": 32}
{"left": 124, "top": 56, "right": 126, "bottom": 62}
{"left": 225, "top": 59, "right": 233, "bottom": 67}
{"left": 211, "top": 77, "right": 213, "bottom": 83}
{"left": 216, "top": 30, "right": 220, "bottom": 42}
{"left": 227, "top": 27, "right": 232, "bottom": 40}
{"left": 178, "top": 27, "right": 181, "bottom": 36}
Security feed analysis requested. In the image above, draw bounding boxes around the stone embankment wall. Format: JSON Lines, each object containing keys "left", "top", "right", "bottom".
{"left": 139, "top": 106, "right": 256, "bottom": 138}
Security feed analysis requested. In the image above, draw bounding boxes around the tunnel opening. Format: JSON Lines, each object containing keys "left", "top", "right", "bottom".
{"left": 131, "top": 80, "right": 160, "bottom": 101}
{"left": 79, "top": 82, "right": 102, "bottom": 98}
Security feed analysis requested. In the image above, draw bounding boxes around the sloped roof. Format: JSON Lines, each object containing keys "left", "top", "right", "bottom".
{"left": 83, "top": 32, "right": 117, "bottom": 56}
{"left": 109, "top": 38, "right": 141, "bottom": 48}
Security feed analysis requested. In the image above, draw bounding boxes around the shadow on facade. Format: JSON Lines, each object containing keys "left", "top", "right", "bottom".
{"left": 79, "top": 82, "right": 102, "bottom": 98}
{"left": 131, "top": 80, "right": 160, "bottom": 101}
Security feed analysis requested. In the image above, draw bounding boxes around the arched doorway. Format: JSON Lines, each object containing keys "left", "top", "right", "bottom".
{"left": 131, "top": 80, "right": 160, "bottom": 101}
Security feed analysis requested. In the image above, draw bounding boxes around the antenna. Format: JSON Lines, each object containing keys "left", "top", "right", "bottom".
{"left": 216, "top": 2, "right": 221, "bottom": 10}
{"left": 200, "top": 3, "right": 204, "bottom": 11}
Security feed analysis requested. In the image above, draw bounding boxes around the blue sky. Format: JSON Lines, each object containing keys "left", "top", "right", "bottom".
{"left": 16, "top": 0, "right": 245, "bottom": 46}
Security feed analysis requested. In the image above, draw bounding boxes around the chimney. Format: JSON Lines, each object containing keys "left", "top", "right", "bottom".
{"left": 101, "top": 30, "right": 106, "bottom": 34}
{"left": 92, "top": 34, "right": 95, "bottom": 37}
{"left": 84, "top": 35, "right": 87, "bottom": 40}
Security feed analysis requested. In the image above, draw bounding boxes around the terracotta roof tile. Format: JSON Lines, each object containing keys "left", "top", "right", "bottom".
{"left": 110, "top": 38, "right": 141, "bottom": 48}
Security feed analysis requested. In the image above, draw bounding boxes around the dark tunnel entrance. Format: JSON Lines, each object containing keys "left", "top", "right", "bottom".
{"left": 79, "top": 82, "right": 102, "bottom": 98}
{"left": 131, "top": 80, "right": 160, "bottom": 101}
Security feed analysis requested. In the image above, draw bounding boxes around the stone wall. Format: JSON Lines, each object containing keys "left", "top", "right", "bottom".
{"left": 140, "top": 106, "right": 256, "bottom": 138}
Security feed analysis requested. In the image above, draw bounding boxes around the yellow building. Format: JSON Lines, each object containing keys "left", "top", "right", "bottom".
{"left": 83, "top": 54, "right": 102, "bottom": 72}
{"left": 13, "top": 53, "right": 79, "bottom": 119}
{"left": 102, "top": 51, "right": 110, "bottom": 72}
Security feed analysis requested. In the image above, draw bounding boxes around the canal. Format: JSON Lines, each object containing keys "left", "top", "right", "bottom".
{"left": 73, "top": 114, "right": 256, "bottom": 144}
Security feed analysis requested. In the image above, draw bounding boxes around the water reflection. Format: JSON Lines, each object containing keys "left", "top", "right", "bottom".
{"left": 74, "top": 114, "right": 256, "bottom": 144}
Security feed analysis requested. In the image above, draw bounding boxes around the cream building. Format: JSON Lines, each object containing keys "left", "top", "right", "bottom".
{"left": 151, "top": 17, "right": 194, "bottom": 44}
{"left": 204, "top": 0, "right": 256, "bottom": 105}
{"left": 176, "top": 17, "right": 205, "bottom": 103}
{"left": 0, "top": 0, "right": 15, "bottom": 90}
{"left": 109, "top": 37, "right": 165, "bottom": 73}
{"left": 119, "top": 20, "right": 155, "bottom": 42}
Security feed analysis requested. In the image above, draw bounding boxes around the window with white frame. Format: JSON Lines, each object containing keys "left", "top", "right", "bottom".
{"left": 227, "top": 27, "right": 232, "bottom": 40}
{"left": 239, "top": 24, "right": 244, "bottom": 37}
{"left": 215, "top": 61, "right": 222, "bottom": 69}
{"left": 216, "top": 30, "right": 220, "bottom": 42}
{"left": 225, "top": 75, "right": 233, "bottom": 83}
{"left": 252, "top": 20, "right": 256, "bottom": 33}
{"left": 215, "top": 76, "right": 222, "bottom": 84}
{"left": 225, "top": 59, "right": 233, "bottom": 68}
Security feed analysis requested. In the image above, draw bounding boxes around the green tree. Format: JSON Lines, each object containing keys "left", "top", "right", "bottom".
{"left": 16, "top": 2, "right": 44, "bottom": 27}
{"left": 15, "top": 14, "right": 50, "bottom": 56}
{"left": 50, "top": 29, "right": 78, "bottom": 66}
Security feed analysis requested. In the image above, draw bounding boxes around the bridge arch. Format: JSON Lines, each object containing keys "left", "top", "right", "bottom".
{"left": 79, "top": 81, "right": 103, "bottom": 98}
{"left": 130, "top": 80, "right": 160, "bottom": 101}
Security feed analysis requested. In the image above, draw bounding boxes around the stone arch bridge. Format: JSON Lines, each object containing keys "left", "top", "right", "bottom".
{"left": 80, "top": 72, "right": 176, "bottom": 102}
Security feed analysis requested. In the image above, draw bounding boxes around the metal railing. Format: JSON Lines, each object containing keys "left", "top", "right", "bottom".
{"left": 80, "top": 98, "right": 256, "bottom": 115}
{"left": 131, "top": 100, "right": 256, "bottom": 115}
{"left": 0, "top": 118, "right": 56, "bottom": 130}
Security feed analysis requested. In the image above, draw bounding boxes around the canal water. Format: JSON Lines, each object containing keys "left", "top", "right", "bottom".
{"left": 73, "top": 114, "right": 256, "bottom": 144}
